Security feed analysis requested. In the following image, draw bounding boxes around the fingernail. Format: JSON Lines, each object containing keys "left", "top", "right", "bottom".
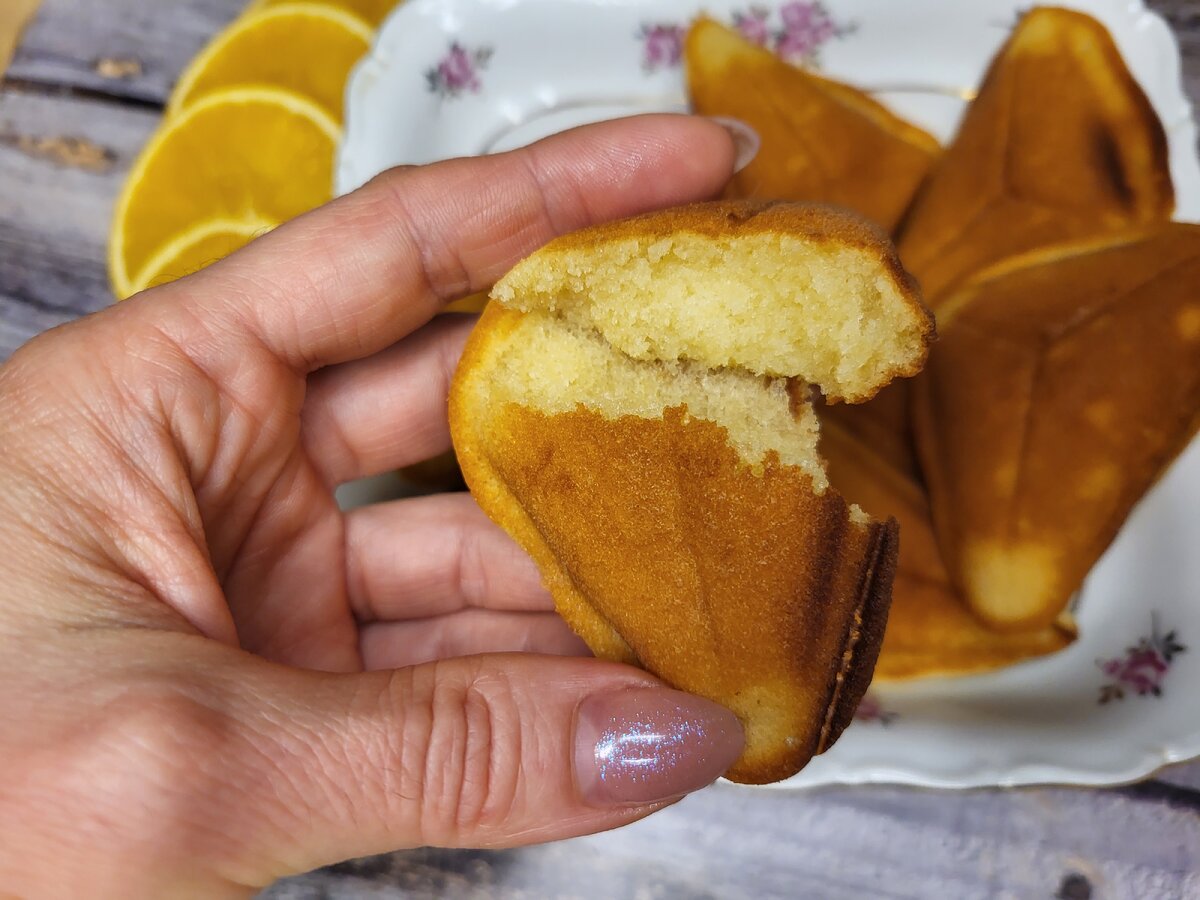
{"left": 707, "top": 115, "right": 761, "bottom": 174}
{"left": 575, "top": 688, "right": 744, "bottom": 806}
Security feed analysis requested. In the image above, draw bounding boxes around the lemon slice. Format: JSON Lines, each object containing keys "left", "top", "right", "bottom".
{"left": 246, "top": 0, "right": 401, "bottom": 28}
{"left": 129, "top": 218, "right": 275, "bottom": 294}
{"left": 109, "top": 86, "right": 338, "bottom": 300}
{"left": 169, "top": 3, "right": 372, "bottom": 121}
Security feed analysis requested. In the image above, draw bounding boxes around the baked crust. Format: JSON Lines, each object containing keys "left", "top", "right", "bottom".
{"left": 452, "top": 308, "right": 900, "bottom": 782}
{"left": 522, "top": 199, "right": 922, "bottom": 281}
{"left": 819, "top": 415, "right": 1075, "bottom": 680}
{"left": 912, "top": 225, "right": 1200, "bottom": 630}
{"left": 450, "top": 201, "right": 937, "bottom": 782}
{"left": 897, "top": 7, "right": 1174, "bottom": 303}
{"left": 685, "top": 17, "right": 940, "bottom": 232}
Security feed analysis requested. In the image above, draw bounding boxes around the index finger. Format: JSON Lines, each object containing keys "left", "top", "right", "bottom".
{"left": 157, "top": 114, "right": 738, "bottom": 372}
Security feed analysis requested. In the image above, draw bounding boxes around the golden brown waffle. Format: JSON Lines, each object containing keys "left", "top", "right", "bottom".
{"left": 450, "top": 201, "right": 933, "bottom": 782}
{"left": 897, "top": 7, "right": 1174, "bottom": 304}
{"left": 686, "top": 17, "right": 940, "bottom": 232}
{"left": 912, "top": 226, "right": 1200, "bottom": 630}
{"left": 819, "top": 416, "right": 1075, "bottom": 680}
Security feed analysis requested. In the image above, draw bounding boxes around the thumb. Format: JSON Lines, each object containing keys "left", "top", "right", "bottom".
{"left": 216, "top": 653, "right": 744, "bottom": 886}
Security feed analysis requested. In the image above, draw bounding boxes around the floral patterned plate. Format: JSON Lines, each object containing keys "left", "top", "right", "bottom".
{"left": 336, "top": 0, "right": 1200, "bottom": 789}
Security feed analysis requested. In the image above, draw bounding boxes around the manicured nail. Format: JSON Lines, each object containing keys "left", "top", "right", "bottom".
{"left": 575, "top": 688, "right": 744, "bottom": 806}
{"left": 707, "top": 115, "right": 761, "bottom": 173}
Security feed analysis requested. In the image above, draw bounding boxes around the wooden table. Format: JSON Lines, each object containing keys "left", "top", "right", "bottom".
{"left": 2, "top": 1, "right": 1199, "bottom": 896}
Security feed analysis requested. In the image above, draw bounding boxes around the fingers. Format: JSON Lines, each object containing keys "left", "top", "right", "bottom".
{"left": 155, "top": 115, "right": 738, "bottom": 372}
{"left": 301, "top": 314, "right": 474, "bottom": 485}
{"left": 216, "top": 652, "right": 744, "bottom": 884}
{"left": 345, "top": 493, "right": 552, "bottom": 622}
{"left": 359, "top": 609, "right": 591, "bottom": 670}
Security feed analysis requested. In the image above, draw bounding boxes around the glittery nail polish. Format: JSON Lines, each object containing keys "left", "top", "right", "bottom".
{"left": 575, "top": 688, "right": 744, "bottom": 806}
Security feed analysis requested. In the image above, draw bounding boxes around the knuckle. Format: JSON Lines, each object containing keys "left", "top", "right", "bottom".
{"left": 411, "top": 663, "right": 523, "bottom": 843}
{"left": 0, "top": 327, "right": 75, "bottom": 416}
{"left": 515, "top": 144, "right": 599, "bottom": 241}
{"left": 455, "top": 526, "right": 491, "bottom": 608}
{"left": 372, "top": 167, "right": 472, "bottom": 302}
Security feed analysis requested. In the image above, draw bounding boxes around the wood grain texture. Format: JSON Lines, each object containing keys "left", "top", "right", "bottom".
{"left": 7, "top": 0, "right": 242, "bottom": 105}
{"left": 0, "top": 1, "right": 1198, "bottom": 896}
{"left": 0, "top": 85, "right": 159, "bottom": 358}
{"left": 262, "top": 782, "right": 1200, "bottom": 899}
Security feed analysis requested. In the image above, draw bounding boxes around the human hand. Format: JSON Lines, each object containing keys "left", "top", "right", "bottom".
{"left": 0, "top": 116, "right": 749, "bottom": 897}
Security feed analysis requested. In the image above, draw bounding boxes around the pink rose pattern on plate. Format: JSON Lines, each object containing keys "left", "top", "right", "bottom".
{"left": 1097, "top": 614, "right": 1187, "bottom": 704}
{"left": 641, "top": 2, "right": 856, "bottom": 72}
{"left": 732, "top": 6, "right": 772, "bottom": 46}
{"left": 639, "top": 23, "right": 687, "bottom": 72}
{"left": 773, "top": 1, "right": 856, "bottom": 64}
{"left": 426, "top": 42, "right": 494, "bottom": 99}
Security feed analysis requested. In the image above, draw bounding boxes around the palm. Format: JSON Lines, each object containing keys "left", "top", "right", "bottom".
{"left": 216, "top": 434, "right": 356, "bottom": 673}
{"left": 26, "top": 115, "right": 734, "bottom": 681}
{"left": 151, "top": 303, "right": 578, "bottom": 676}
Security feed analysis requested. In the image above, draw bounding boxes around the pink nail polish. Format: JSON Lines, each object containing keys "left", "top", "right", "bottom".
{"left": 575, "top": 688, "right": 744, "bottom": 806}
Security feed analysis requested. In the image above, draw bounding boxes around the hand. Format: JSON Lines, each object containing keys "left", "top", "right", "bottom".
{"left": 0, "top": 116, "right": 748, "bottom": 897}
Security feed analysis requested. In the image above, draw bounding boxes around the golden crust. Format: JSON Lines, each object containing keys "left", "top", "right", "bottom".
{"left": 450, "top": 305, "right": 638, "bottom": 664}
{"left": 820, "top": 381, "right": 919, "bottom": 478}
{"left": 878, "top": 577, "right": 1076, "bottom": 680}
{"left": 451, "top": 303, "right": 901, "bottom": 783}
{"left": 912, "top": 224, "right": 1200, "bottom": 630}
{"left": 685, "top": 17, "right": 940, "bottom": 231}
{"left": 450, "top": 201, "right": 939, "bottom": 782}
{"left": 897, "top": 6, "right": 1174, "bottom": 303}
{"left": 533, "top": 198, "right": 918, "bottom": 280}
{"left": 819, "top": 415, "right": 1075, "bottom": 680}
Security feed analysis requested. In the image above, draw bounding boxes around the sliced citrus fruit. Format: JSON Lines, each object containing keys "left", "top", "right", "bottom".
{"left": 129, "top": 218, "right": 275, "bottom": 294}
{"left": 109, "top": 86, "right": 339, "bottom": 300}
{"left": 246, "top": 0, "right": 401, "bottom": 28}
{"left": 169, "top": 3, "right": 372, "bottom": 121}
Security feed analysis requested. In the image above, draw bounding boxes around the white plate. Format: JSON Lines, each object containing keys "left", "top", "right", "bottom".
{"left": 337, "top": 0, "right": 1200, "bottom": 789}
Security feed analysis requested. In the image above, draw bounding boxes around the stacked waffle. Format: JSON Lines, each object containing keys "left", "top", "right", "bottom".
{"left": 688, "top": 8, "right": 1197, "bottom": 681}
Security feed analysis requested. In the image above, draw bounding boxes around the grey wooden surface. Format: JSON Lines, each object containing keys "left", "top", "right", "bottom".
{"left": 2, "top": 1, "right": 1199, "bottom": 897}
